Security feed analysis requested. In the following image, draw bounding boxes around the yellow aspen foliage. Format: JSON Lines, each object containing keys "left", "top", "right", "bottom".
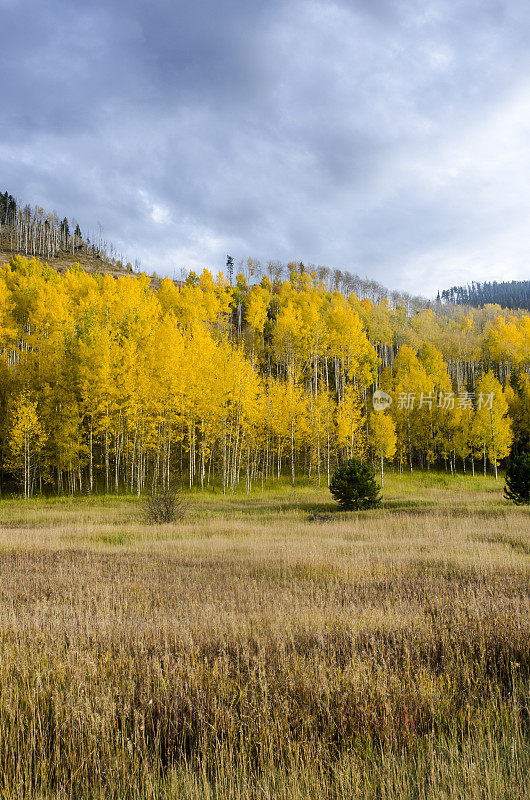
{"left": 244, "top": 286, "right": 269, "bottom": 360}
{"left": 368, "top": 411, "right": 397, "bottom": 486}
{"left": 6, "top": 391, "right": 47, "bottom": 497}
{"left": 0, "top": 256, "right": 526, "bottom": 495}
{"left": 390, "top": 345, "right": 431, "bottom": 471}
{"left": 335, "top": 386, "right": 364, "bottom": 460}
{"left": 471, "top": 372, "right": 512, "bottom": 478}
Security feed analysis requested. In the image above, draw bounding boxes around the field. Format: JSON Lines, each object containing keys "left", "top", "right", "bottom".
{"left": 0, "top": 473, "right": 528, "bottom": 799}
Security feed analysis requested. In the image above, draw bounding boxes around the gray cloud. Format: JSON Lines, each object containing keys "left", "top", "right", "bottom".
{"left": 2, "top": 0, "right": 530, "bottom": 294}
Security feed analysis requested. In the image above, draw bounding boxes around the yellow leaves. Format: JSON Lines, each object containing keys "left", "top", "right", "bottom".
{"left": 7, "top": 256, "right": 73, "bottom": 345}
{"left": 0, "top": 256, "right": 527, "bottom": 490}
{"left": 369, "top": 411, "right": 397, "bottom": 461}
{"left": 245, "top": 286, "right": 269, "bottom": 336}
{"left": 471, "top": 372, "right": 512, "bottom": 463}
{"left": 484, "top": 313, "right": 529, "bottom": 368}
{"left": 7, "top": 391, "right": 45, "bottom": 447}
{"left": 419, "top": 344, "right": 452, "bottom": 393}
{"left": 272, "top": 294, "right": 305, "bottom": 367}
{"left": 266, "top": 376, "right": 308, "bottom": 441}
{"left": 271, "top": 282, "right": 377, "bottom": 388}
{"left": 157, "top": 277, "right": 181, "bottom": 314}
{"left": 172, "top": 283, "right": 206, "bottom": 330}
{"left": 170, "top": 269, "right": 233, "bottom": 332}
{"left": 325, "top": 294, "right": 359, "bottom": 352}
{"left": 6, "top": 391, "right": 47, "bottom": 491}
{"left": 392, "top": 345, "right": 431, "bottom": 396}
{"left": 411, "top": 310, "right": 440, "bottom": 344}
{"left": 0, "top": 274, "right": 17, "bottom": 348}
{"left": 326, "top": 294, "right": 378, "bottom": 384}
{"left": 335, "top": 386, "right": 363, "bottom": 455}
{"left": 356, "top": 297, "right": 394, "bottom": 348}
{"left": 197, "top": 269, "right": 232, "bottom": 324}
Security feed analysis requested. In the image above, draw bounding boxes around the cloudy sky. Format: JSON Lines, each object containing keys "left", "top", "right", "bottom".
{"left": 2, "top": 0, "right": 530, "bottom": 295}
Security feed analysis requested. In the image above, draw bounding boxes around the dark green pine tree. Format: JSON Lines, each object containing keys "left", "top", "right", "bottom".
{"left": 0, "top": 191, "right": 16, "bottom": 224}
{"left": 329, "top": 457, "right": 382, "bottom": 511}
{"left": 504, "top": 452, "right": 530, "bottom": 505}
{"left": 226, "top": 255, "right": 234, "bottom": 285}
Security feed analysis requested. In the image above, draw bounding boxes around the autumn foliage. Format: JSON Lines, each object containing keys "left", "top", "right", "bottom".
{"left": 0, "top": 256, "right": 526, "bottom": 495}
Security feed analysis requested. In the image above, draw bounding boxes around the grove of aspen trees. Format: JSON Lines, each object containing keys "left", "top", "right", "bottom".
{"left": 1, "top": 255, "right": 529, "bottom": 496}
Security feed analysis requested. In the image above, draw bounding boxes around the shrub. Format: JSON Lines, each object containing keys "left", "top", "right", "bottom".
{"left": 143, "top": 485, "right": 186, "bottom": 524}
{"left": 329, "top": 457, "right": 381, "bottom": 511}
{"left": 306, "top": 511, "right": 333, "bottom": 523}
{"left": 504, "top": 452, "right": 530, "bottom": 505}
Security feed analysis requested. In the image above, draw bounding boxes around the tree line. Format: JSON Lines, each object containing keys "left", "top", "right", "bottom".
{"left": 439, "top": 280, "right": 530, "bottom": 311}
{"left": 221, "top": 256, "right": 432, "bottom": 315}
{"left": 0, "top": 256, "right": 528, "bottom": 496}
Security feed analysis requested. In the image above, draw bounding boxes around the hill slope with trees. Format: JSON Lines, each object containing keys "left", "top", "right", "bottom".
{"left": 0, "top": 190, "right": 134, "bottom": 279}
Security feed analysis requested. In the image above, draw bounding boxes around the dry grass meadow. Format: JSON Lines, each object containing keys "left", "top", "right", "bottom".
{"left": 0, "top": 472, "right": 528, "bottom": 799}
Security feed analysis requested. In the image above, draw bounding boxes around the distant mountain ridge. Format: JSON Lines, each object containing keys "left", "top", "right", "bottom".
{"left": 439, "top": 280, "right": 530, "bottom": 311}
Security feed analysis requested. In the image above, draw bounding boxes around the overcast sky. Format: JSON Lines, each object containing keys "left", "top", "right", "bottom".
{"left": 2, "top": 0, "right": 530, "bottom": 295}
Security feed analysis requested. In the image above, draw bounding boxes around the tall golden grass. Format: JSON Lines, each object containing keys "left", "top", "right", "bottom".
{"left": 0, "top": 473, "right": 528, "bottom": 798}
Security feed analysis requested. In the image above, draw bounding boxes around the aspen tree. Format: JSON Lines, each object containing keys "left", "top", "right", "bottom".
{"left": 472, "top": 372, "right": 512, "bottom": 479}
{"left": 368, "top": 411, "right": 396, "bottom": 487}
{"left": 7, "top": 391, "right": 47, "bottom": 497}
{"left": 391, "top": 346, "right": 431, "bottom": 472}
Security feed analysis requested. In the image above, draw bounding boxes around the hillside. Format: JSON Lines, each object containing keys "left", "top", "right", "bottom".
{"left": 4, "top": 189, "right": 530, "bottom": 315}
{"left": 1, "top": 191, "right": 436, "bottom": 310}
{"left": 0, "top": 190, "right": 132, "bottom": 280}
{"left": 0, "top": 248, "right": 132, "bottom": 279}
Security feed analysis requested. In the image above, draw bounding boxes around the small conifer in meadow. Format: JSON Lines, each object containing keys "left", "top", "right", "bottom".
{"left": 504, "top": 452, "right": 530, "bottom": 505}
{"left": 329, "top": 457, "right": 381, "bottom": 511}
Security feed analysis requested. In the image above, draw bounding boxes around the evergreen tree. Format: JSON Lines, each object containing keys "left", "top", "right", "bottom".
{"left": 440, "top": 279, "right": 530, "bottom": 311}
{"left": 226, "top": 255, "right": 234, "bottom": 285}
{"left": 329, "top": 457, "right": 381, "bottom": 510}
{"left": 504, "top": 452, "right": 530, "bottom": 505}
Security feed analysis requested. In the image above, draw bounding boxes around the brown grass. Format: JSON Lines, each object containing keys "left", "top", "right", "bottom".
{"left": 0, "top": 473, "right": 528, "bottom": 798}
{"left": 0, "top": 247, "right": 133, "bottom": 278}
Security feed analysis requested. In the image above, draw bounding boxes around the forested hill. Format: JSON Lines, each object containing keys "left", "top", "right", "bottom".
{"left": 1, "top": 190, "right": 431, "bottom": 308}
{"left": 0, "top": 190, "right": 135, "bottom": 278}
{"left": 440, "top": 280, "right": 530, "bottom": 311}
{"left": 4, "top": 189, "right": 530, "bottom": 314}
